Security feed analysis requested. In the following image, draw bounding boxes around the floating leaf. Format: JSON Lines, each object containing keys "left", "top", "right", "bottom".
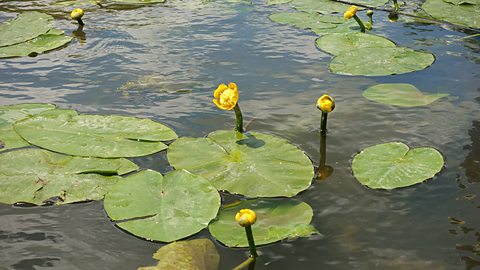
{"left": 422, "top": 0, "right": 479, "bottom": 28}
{"left": 209, "top": 199, "right": 319, "bottom": 247}
{"left": 0, "top": 148, "right": 138, "bottom": 205}
{"left": 291, "top": 0, "right": 388, "bottom": 14}
{"left": 363, "top": 83, "right": 449, "bottom": 106}
{"left": 0, "top": 103, "right": 56, "bottom": 152}
{"left": 138, "top": 239, "right": 219, "bottom": 270}
{"left": 14, "top": 110, "right": 178, "bottom": 158}
{"left": 267, "top": 0, "right": 292, "bottom": 4}
{"left": 0, "top": 12, "right": 53, "bottom": 47}
{"left": 167, "top": 130, "right": 314, "bottom": 197}
{"left": 104, "top": 170, "right": 220, "bottom": 242}
{"left": 352, "top": 142, "right": 444, "bottom": 189}
{"left": 329, "top": 47, "right": 435, "bottom": 76}
{"left": 0, "top": 33, "right": 73, "bottom": 58}
{"left": 112, "top": 0, "right": 166, "bottom": 3}
{"left": 316, "top": 33, "right": 396, "bottom": 56}
{"left": 269, "top": 11, "right": 342, "bottom": 29}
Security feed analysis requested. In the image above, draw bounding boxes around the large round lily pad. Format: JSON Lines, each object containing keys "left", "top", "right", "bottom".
{"left": 422, "top": 0, "right": 479, "bottom": 29}
{"left": 0, "top": 148, "right": 138, "bottom": 205}
{"left": 316, "top": 33, "right": 396, "bottom": 56}
{"left": 0, "top": 12, "right": 73, "bottom": 58}
{"left": 0, "top": 12, "right": 53, "bottom": 47}
{"left": 13, "top": 109, "right": 178, "bottom": 158}
{"left": 104, "top": 169, "right": 221, "bottom": 242}
{"left": 0, "top": 103, "right": 56, "bottom": 152}
{"left": 269, "top": 12, "right": 340, "bottom": 32}
{"left": 291, "top": 0, "right": 388, "bottom": 14}
{"left": 0, "top": 31, "right": 73, "bottom": 58}
{"left": 329, "top": 47, "right": 435, "bottom": 76}
{"left": 352, "top": 142, "right": 444, "bottom": 189}
{"left": 167, "top": 130, "right": 314, "bottom": 197}
{"left": 269, "top": 11, "right": 359, "bottom": 35}
{"left": 363, "top": 83, "right": 449, "bottom": 106}
{"left": 209, "top": 199, "right": 319, "bottom": 247}
{"left": 138, "top": 239, "right": 219, "bottom": 270}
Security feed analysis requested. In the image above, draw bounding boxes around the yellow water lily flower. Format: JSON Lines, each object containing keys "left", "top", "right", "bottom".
{"left": 343, "top": 5, "right": 358, "bottom": 20}
{"left": 70, "top": 8, "right": 84, "bottom": 20}
{"left": 316, "top": 94, "right": 335, "bottom": 113}
{"left": 235, "top": 209, "right": 257, "bottom": 227}
{"left": 213, "top": 82, "right": 239, "bottom": 110}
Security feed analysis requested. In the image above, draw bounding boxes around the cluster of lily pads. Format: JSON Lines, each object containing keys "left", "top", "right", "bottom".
{"left": 0, "top": 102, "right": 319, "bottom": 249}
{"left": 268, "top": 0, "right": 441, "bottom": 76}
{"left": 0, "top": 12, "right": 73, "bottom": 58}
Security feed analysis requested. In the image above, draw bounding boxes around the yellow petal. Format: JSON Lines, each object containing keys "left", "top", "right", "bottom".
{"left": 214, "top": 84, "right": 228, "bottom": 99}
{"left": 316, "top": 94, "right": 335, "bottom": 113}
{"left": 235, "top": 209, "right": 257, "bottom": 227}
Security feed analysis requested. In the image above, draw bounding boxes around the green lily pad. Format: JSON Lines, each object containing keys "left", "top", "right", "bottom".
{"left": 13, "top": 109, "right": 178, "bottom": 158}
{"left": 329, "top": 47, "right": 435, "bottom": 76}
{"left": 422, "top": 0, "right": 479, "bottom": 28}
{"left": 363, "top": 83, "right": 449, "bottom": 107}
{"left": 104, "top": 169, "right": 220, "bottom": 242}
{"left": 269, "top": 12, "right": 338, "bottom": 32}
{"left": 167, "top": 130, "right": 314, "bottom": 198}
{"left": 267, "top": 0, "right": 292, "bottom": 4}
{"left": 0, "top": 103, "right": 56, "bottom": 152}
{"left": 269, "top": 11, "right": 360, "bottom": 36}
{"left": 0, "top": 12, "right": 53, "bottom": 47}
{"left": 112, "top": 0, "right": 166, "bottom": 3}
{"left": 138, "top": 239, "right": 219, "bottom": 270}
{"left": 0, "top": 148, "right": 138, "bottom": 205}
{"left": 291, "top": 0, "right": 388, "bottom": 14}
{"left": 352, "top": 142, "right": 444, "bottom": 189}
{"left": 316, "top": 33, "right": 396, "bottom": 56}
{"left": 209, "top": 199, "right": 319, "bottom": 247}
{"left": 0, "top": 32, "right": 73, "bottom": 58}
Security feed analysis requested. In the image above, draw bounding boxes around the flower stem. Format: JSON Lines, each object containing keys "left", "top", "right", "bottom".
{"left": 320, "top": 112, "right": 328, "bottom": 135}
{"left": 393, "top": 0, "right": 399, "bottom": 12}
{"left": 233, "top": 256, "right": 256, "bottom": 270}
{"left": 234, "top": 104, "right": 244, "bottom": 133}
{"left": 352, "top": 14, "right": 366, "bottom": 32}
{"left": 77, "top": 18, "right": 84, "bottom": 26}
{"left": 245, "top": 225, "right": 258, "bottom": 258}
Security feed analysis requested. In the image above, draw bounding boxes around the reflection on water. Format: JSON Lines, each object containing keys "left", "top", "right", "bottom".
{"left": 1, "top": 0, "right": 480, "bottom": 269}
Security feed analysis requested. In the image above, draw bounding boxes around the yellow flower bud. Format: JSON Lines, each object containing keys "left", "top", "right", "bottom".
{"left": 213, "top": 82, "right": 239, "bottom": 110}
{"left": 316, "top": 94, "right": 335, "bottom": 113}
{"left": 343, "top": 5, "right": 358, "bottom": 20}
{"left": 235, "top": 209, "right": 256, "bottom": 227}
{"left": 71, "top": 8, "right": 84, "bottom": 20}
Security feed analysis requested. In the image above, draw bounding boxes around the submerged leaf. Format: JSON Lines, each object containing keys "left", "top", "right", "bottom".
{"left": 138, "top": 239, "right": 219, "bottom": 270}
{"left": 0, "top": 148, "right": 138, "bottom": 205}
{"left": 168, "top": 130, "right": 314, "bottom": 197}
{"left": 0, "top": 12, "right": 54, "bottom": 47}
{"left": 104, "top": 170, "right": 220, "bottom": 242}
{"left": 363, "top": 83, "right": 449, "bottom": 106}
{"left": 0, "top": 103, "right": 56, "bottom": 152}
{"left": 209, "top": 198, "right": 319, "bottom": 247}
{"left": 329, "top": 47, "right": 435, "bottom": 76}
{"left": 14, "top": 109, "right": 178, "bottom": 158}
{"left": 352, "top": 142, "right": 444, "bottom": 189}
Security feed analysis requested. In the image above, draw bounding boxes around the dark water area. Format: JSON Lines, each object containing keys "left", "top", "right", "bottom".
{"left": 0, "top": 0, "right": 479, "bottom": 269}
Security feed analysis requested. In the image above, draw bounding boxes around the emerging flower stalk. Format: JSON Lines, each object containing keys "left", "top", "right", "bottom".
{"left": 316, "top": 94, "right": 335, "bottom": 135}
{"left": 213, "top": 82, "right": 244, "bottom": 133}
{"left": 343, "top": 5, "right": 366, "bottom": 32}
{"left": 235, "top": 209, "right": 258, "bottom": 259}
{"left": 71, "top": 8, "right": 85, "bottom": 26}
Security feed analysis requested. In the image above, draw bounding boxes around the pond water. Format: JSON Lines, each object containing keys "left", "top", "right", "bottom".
{"left": 1, "top": 1, "right": 479, "bottom": 269}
